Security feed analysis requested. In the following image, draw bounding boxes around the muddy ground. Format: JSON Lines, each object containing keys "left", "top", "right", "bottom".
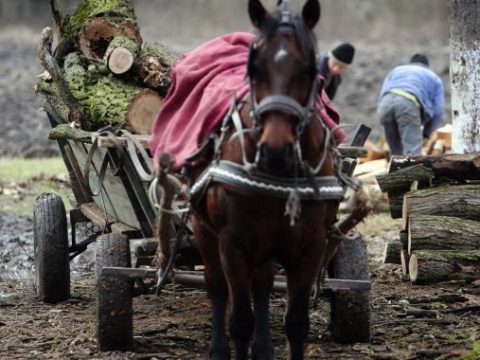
{"left": 1, "top": 205, "right": 480, "bottom": 360}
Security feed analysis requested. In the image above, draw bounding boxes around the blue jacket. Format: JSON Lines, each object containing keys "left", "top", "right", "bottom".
{"left": 379, "top": 64, "right": 445, "bottom": 137}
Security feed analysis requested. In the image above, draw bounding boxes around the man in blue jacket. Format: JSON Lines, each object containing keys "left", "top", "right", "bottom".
{"left": 378, "top": 54, "right": 444, "bottom": 156}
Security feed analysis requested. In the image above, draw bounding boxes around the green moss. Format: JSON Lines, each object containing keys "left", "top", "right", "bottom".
{"left": 66, "top": 0, "right": 136, "bottom": 38}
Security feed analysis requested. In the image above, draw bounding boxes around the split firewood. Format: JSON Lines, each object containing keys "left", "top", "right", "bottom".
{"left": 408, "top": 214, "right": 480, "bottom": 254}
{"left": 383, "top": 238, "right": 402, "bottom": 264}
{"left": 400, "top": 249, "right": 409, "bottom": 277}
{"left": 402, "top": 184, "right": 480, "bottom": 230}
{"left": 409, "top": 250, "right": 480, "bottom": 284}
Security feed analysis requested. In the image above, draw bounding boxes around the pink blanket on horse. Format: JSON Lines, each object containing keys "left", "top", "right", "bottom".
{"left": 149, "top": 32, "right": 346, "bottom": 170}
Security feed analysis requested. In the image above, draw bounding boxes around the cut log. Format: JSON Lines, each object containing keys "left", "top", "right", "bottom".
{"left": 388, "top": 153, "right": 480, "bottom": 181}
{"left": 383, "top": 238, "right": 402, "bottom": 264}
{"left": 49, "top": 124, "right": 92, "bottom": 143}
{"left": 402, "top": 184, "right": 480, "bottom": 230}
{"left": 376, "top": 164, "right": 433, "bottom": 193}
{"left": 408, "top": 214, "right": 480, "bottom": 254}
{"left": 409, "top": 250, "right": 480, "bottom": 284}
{"left": 134, "top": 42, "right": 179, "bottom": 94}
{"left": 387, "top": 191, "right": 404, "bottom": 219}
{"left": 104, "top": 35, "right": 140, "bottom": 75}
{"left": 63, "top": 52, "right": 162, "bottom": 134}
{"left": 65, "top": 0, "right": 142, "bottom": 63}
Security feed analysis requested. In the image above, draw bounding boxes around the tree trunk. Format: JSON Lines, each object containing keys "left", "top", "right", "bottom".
{"left": 408, "top": 214, "right": 480, "bottom": 254}
{"left": 448, "top": 0, "right": 480, "bottom": 153}
{"left": 402, "top": 184, "right": 480, "bottom": 229}
{"left": 409, "top": 250, "right": 480, "bottom": 284}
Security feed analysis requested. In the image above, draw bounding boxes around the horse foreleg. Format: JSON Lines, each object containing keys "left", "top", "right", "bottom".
{"left": 285, "top": 265, "right": 318, "bottom": 360}
{"left": 251, "top": 262, "right": 274, "bottom": 360}
{"left": 193, "top": 219, "right": 230, "bottom": 360}
{"left": 220, "top": 237, "right": 254, "bottom": 360}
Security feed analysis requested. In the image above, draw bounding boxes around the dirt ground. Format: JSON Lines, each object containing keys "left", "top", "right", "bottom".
{"left": 1, "top": 207, "right": 480, "bottom": 360}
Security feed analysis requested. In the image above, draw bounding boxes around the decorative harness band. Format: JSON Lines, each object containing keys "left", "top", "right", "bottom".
{"left": 190, "top": 160, "right": 345, "bottom": 203}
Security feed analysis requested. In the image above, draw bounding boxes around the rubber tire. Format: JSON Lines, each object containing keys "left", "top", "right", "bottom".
{"left": 34, "top": 193, "right": 70, "bottom": 303}
{"left": 329, "top": 233, "right": 371, "bottom": 343}
{"left": 95, "top": 233, "right": 133, "bottom": 352}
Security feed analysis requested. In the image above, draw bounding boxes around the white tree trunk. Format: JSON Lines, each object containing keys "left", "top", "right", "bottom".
{"left": 448, "top": 0, "right": 480, "bottom": 153}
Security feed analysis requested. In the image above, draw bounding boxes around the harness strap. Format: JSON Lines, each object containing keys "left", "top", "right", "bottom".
{"left": 190, "top": 160, "right": 345, "bottom": 202}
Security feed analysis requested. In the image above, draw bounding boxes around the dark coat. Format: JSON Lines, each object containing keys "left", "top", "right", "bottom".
{"left": 317, "top": 52, "right": 342, "bottom": 100}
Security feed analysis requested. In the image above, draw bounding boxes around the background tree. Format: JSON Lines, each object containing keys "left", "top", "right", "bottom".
{"left": 448, "top": 0, "right": 480, "bottom": 153}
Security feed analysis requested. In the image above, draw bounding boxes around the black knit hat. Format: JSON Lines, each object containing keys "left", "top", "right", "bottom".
{"left": 331, "top": 43, "right": 355, "bottom": 65}
{"left": 410, "top": 53, "right": 429, "bottom": 66}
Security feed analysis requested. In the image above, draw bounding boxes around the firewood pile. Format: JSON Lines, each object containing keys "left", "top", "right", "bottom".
{"left": 35, "top": 0, "right": 178, "bottom": 135}
{"left": 377, "top": 150, "right": 480, "bottom": 285}
{"left": 349, "top": 124, "right": 453, "bottom": 213}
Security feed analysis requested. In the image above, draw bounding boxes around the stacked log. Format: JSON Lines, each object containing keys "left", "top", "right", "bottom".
{"left": 36, "top": 0, "right": 178, "bottom": 133}
{"left": 377, "top": 153, "right": 480, "bottom": 284}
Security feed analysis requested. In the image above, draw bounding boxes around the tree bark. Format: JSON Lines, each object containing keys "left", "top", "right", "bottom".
{"left": 402, "top": 184, "right": 480, "bottom": 229}
{"left": 447, "top": 0, "right": 480, "bottom": 153}
{"left": 408, "top": 214, "right": 480, "bottom": 254}
{"left": 409, "top": 250, "right": 480, "bottom": 284}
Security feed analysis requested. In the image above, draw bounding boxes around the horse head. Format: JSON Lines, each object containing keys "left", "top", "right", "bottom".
{"left": 247, "top": 0, "right": 322, "bottom": 176}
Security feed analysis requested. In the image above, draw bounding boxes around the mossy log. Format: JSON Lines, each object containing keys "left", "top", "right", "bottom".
{"left": 402, "top": 184, "right": 480, "bottom": 230}
{"left": 408, "top": 214, "right": 480, "bottom": 254}
{"left": 409, "top": 250, "right": 480, "bottom": 284}
{"left": 63, "top": 52, "right": 162, "bottom": 134}
{"left": 104, "top": 35, "right": 140, "bottom": 75}
{"left": 387, "top": 191, "right": 404, "bottom": 219}
{"left": 62, "top": 0, "right": 142, "bottom": 64}
{"left": 49, "top": 123, "right": 93, "bottom": 143}
{"left": 134, "top": 42, "right": 179, "bottom": 95}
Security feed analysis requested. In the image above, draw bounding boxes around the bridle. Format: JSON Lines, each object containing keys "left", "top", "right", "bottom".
{"left": 247, "top": 1, "right": 319, "bottom": 139}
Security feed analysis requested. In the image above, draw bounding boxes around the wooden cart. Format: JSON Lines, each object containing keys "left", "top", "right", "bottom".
{"left": 34, "top": 96, "right": 373, "bottom": 351}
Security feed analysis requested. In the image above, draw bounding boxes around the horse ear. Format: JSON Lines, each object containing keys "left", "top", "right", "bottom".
{"left": 248, "top": 0, "right": 268, "bottom": 28}
{"left": 302, "top": 0, "right": 321, "bottom": 29}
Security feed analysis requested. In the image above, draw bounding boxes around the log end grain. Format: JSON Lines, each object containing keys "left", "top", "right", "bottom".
{"left": 125, "top": 90, "right": 162, "bottom": 134}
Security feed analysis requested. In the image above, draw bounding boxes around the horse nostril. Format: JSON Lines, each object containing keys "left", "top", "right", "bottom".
{"left": 258, "top": 143, "right": 295, "bottom": 171}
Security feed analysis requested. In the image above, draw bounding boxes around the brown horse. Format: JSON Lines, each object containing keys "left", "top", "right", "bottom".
{"left": 190, "top": 0, "right": 346, "bottom": 359}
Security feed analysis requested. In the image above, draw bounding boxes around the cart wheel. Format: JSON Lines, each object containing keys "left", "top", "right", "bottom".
{"left": 329, "top": 233, "right": 371, "bottom": 343}
{"left": 96, "top": 233, "right": 133, "bottom": 352}
{"left": 34, "top": 193, "right": 70, "bottom": 303}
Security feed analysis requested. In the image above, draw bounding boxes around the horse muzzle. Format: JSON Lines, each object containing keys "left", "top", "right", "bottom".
{"left": 257, "top": 142, "right": 295, "bottom": 173}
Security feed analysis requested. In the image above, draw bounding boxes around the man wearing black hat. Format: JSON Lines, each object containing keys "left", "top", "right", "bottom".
{"left": 378, "top": 54, "right": 445, "bottom": 156}
{"left": 317, "top": 42, "right": 355, "bottom": 100}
